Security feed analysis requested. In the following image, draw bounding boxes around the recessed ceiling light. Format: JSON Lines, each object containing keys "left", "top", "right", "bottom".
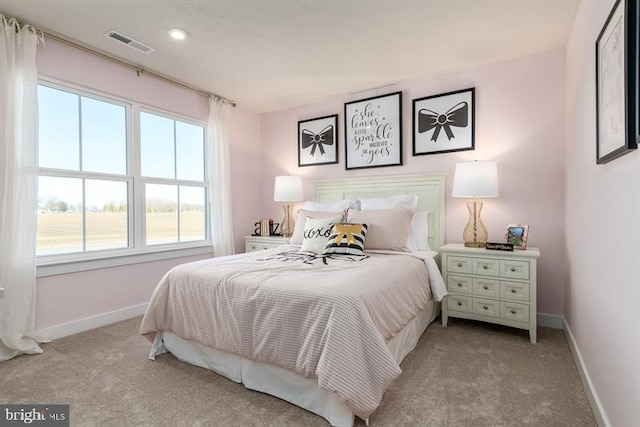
{"left": 168, "top": 28, "right": 188, "bottom": 40}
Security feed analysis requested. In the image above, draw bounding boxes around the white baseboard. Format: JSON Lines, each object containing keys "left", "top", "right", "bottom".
{"left": 564, "top": 321, "right": 610, "bottom": 427}
{"left": 36, "top": 302, "right": 148, "bottom": 341}
{"left": 537, "top": 313, "right": 564, "bottom": 329}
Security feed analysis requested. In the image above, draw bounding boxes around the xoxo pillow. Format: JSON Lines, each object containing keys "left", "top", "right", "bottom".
{"left": 300, "top": 216, "right": 342, "bottom": 254}
{"left": 290, "top": 209, "right": 346, "bottom": 245}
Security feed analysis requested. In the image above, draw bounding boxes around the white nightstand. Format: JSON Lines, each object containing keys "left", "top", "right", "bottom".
{"left": 439, "top": 243, "right": 541, "bottom": 343}
{"left": 244, "top": 235, "right": 290, "bottom": 252}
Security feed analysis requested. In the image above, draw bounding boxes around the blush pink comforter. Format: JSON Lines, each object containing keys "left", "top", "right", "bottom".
{"left": 140, "top": 246, "right": 437, "bottom": 418}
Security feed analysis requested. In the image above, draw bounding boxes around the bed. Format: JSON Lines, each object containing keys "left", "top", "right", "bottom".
{"left": 140, "top": 173, "right": 446, "bottom": 426}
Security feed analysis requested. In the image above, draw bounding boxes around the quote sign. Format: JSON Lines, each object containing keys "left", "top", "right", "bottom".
{"left": 344, "top": 92, "right": 402, "bottom": 170}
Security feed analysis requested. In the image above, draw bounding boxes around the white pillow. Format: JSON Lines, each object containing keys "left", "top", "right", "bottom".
{"left": 290, "top": 209, "right": 346, "bottom": 245}
{"left": 300, "top": 216, "right": 342, "bottom": 254}
{"left": 412, "top": 211, "right": 430, "bottom": 250}
{"left": 347, "top": 208, "right": 414, "bottom": 252}
{"left": 358, "top": 194, "right": 418, "bottom": 210}
{"left": 304, "top": 199, "right": 360, "bottom": 211}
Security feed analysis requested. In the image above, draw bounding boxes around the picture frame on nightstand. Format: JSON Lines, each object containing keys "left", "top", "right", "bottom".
{"left": 505, "top": 224, "right": 529, "bottom": 250}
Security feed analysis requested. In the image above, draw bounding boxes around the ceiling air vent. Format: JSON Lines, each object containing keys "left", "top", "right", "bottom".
{"left": 104, "top": 30, "right": 155, "bottom": 54}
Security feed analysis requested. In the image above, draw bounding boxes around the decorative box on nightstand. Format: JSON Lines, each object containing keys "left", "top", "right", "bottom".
{"left": 244, "top": 235, "right": 289, "bottom": 253}
{"left": 439, "top": 243, "right": 541, "bottom": 343}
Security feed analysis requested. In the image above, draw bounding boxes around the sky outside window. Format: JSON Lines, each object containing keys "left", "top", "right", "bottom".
{"left": 37, "top": 83, "right": 208, "bottom": 257}
{"left": 140, "top": 112, "right": 175, "bottom": 178}
{"left": 81, "top": 97, "right": 127, "bottom": 175}
{"left": 38, "top": 85, "right": 80, "bottom": 170}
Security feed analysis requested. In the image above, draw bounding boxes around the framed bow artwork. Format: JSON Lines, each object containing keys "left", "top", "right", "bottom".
{"left": 298, "top": 114, "right": 339, "bottom": 167}
{"left": 412, "top": 87, "right": 475, "bottom": 156}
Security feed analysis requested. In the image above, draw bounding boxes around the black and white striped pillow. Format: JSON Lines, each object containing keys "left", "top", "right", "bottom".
{"left": 323, "top": 223, "right": 368, "bottom": 256}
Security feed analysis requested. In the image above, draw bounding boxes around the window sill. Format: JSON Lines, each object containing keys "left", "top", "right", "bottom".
{"left": 36, "top": 245, "right": 214, "bottom": 277}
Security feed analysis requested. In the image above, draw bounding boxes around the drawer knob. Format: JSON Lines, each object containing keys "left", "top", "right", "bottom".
{"left": 483, "top": 305, "right": 488, "bottom": 310}
{"left": 510, "top": 267, "right": 516, "bottom": 272}
{"left": 457, "top": 262, "right": 462, "bottom": 267}
{"left": 483, "top": 285, "right": 488, "bottom": 290}
{"left": 510, "top": 309, "right": 517, "bottom": 314}
{"left": 483, "top": 265, "right": 488, "bottom": 269}
{"left": 457, "top": 282, "right": 462, "bottom": 287}
{"left": 511, "top": 289, "right": 517, "bottom": 294}
{"left": 457, "top": 301, "right": 462, "bottom": 306}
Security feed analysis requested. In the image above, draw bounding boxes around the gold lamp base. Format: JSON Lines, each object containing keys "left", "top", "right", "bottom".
{"left": 280, "top": 202, "right": 295, "bottom": 237}
{"left": 463, "top": 197, "right": 488, "bottom": 248}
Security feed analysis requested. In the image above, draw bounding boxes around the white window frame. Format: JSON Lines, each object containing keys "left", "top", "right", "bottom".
{"left": 138, "top": 107, "right": 209, "bottom": 247}
{"left": 36, "top": 78, "right": 212, "bottom": 277}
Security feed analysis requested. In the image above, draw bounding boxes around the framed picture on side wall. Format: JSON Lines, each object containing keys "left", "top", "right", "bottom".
{"left": 595, "top": 0, "right": 638, "bottom": 164}
{"left": 413, "top": 87, "right": 475, "bottom": 156}
{"left": 298, "top": 114, "right": 339, "bottom": 167}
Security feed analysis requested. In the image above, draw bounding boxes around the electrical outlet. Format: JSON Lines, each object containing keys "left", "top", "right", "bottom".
{"left": 0, "top": 287, "right": 4, "bottom": 299}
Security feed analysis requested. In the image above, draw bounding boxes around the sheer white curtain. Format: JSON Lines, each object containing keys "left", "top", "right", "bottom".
{"left": 206, "top": 97, "right": 235, "bottom": 256}
{"left": 0, "top": 16, "right": 44, "bottom": 361}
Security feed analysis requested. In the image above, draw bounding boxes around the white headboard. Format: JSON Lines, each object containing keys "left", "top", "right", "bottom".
{"left": 313, "top": 173, "right": 446, "bottom": 251}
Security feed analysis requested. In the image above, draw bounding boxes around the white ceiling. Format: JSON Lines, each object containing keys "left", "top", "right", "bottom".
{"left": 0, "top": 0, "right": 580, "bottom": 113}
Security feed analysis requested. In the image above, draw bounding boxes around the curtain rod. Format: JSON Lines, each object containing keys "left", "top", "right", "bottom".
{"left": 41, "top": 29, "right": 237, "bottom": 107}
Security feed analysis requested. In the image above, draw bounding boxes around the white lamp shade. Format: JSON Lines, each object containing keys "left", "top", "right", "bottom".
{"left": 274, "top": 175, "right": 303, "bottom": 202}
{"left": 452, "top": 161, "right": 499, "bottom": 198}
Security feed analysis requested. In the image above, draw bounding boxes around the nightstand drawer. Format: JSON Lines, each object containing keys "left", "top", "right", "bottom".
{"left": 500, "top": 260, "right": 530, "bottom": 280}
{"left": 447, "top": 275, "right": 472, "bottom": 294}
{"left": 244, "top": 236, "right": 289, "bottom": 253}
{"left": 501, "top": 301, "right": 530, "bottom": 323}
{"left": 447, "top": 256, "right": 472, "bottom": 274}
{"left": 500, "top": 281, "right": 530, "bottom": 302}
{"left": 247, "top": 243, "right": 272, "bottom": 252}
{"left": 447, "top": 295, "right": 472, "bottom": 313}
{"left": 473, "top": 298, "right": 499, "bottom": 318}
{"left": 473, "top": 258, "right": 499, "bottom": 276}
{"left": 473, "top": 278, "right": 499, "bottom": 298}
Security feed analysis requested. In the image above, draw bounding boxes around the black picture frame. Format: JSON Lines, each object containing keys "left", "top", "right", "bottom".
{"left": 298, "top": 114, "right": 339, "bottom": 167}
{"left": 412, "top": 87, "right": 475, "bottom": 156}
{"left": 595, "top": 0, "right": 638, "bottom": 164}
{"left": 344, "top": 91, "right": 402, "bottom": 170}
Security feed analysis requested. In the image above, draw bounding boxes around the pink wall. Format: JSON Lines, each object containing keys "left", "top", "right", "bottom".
{"left": 260, "top": 49, "right": 566, "bottom": 316}
{"left": 565, "top": 1, "right": 640, "bottom": 425}
{"left": 35, "top": 256, "right": 208, "bottom": 328}
{"left": 35, "top": 39, "right": 262, "bottom": 329}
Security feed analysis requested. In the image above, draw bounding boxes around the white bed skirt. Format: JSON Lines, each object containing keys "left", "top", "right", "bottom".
{"left": 149, "top": 300, "right": 439, "bottom": 427}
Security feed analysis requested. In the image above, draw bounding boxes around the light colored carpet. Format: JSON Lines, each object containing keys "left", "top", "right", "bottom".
{"left": 0, "top": 317, "right": 595, "bottom": 426}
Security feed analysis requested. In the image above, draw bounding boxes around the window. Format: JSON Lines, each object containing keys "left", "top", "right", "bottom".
{"left": 140, "top": 111, "right": 206, "bottom": 246}
{"left": 36, "top": 82, "right": 209, "bottom": 266}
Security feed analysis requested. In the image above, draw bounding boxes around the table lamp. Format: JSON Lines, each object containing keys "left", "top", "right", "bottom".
{"left": 274, "top": 175, "right": 303, "bottom": 237}
{"left": 452, "top": 161, "right": 498, "bottom": 248}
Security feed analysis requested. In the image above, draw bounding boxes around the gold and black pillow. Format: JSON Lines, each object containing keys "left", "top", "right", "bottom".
{"left": 323, "top": 223, "right": 368, "bottom": 256}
